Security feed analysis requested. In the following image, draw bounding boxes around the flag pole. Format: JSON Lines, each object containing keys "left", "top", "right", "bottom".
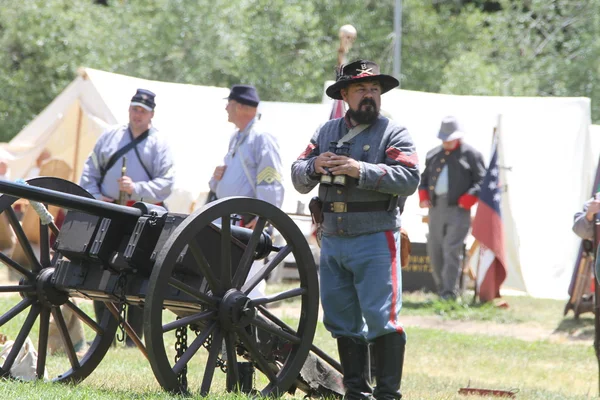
{"left": 337, "top": 24, "right": 357, "bottom": 70}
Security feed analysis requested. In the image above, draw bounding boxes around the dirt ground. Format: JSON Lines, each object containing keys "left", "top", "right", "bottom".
{"left": 1, "top": 267, "right": 592, "bottom": 346}
{"left": 266, "top": 302, "right": 594, "bottom": 345}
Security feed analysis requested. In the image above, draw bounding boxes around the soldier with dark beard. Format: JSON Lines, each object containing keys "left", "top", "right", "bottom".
{"left": 292, "top": 60, "right": 420, "bottom": 400}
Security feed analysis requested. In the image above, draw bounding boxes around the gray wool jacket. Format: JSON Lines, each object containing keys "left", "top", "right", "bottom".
{"left": 291, "top": 115, "right": 420, "bottom": 237}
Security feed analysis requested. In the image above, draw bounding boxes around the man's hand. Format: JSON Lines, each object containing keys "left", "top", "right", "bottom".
{"left": 213, "top": 165, "right": 227, "bottom": 181}
{"left": 313, "top": 152, "right": 336, "bottom": 175}
{"left": 325, "top": 155, "right": 360, "bottom": 179}
{"left": 419, "top": 200, "right": 432, "bottom": 208}
{"left": 585, "top": 195, "right": 600, "bottom": 221}
{"left": 118, "top": 176, "right": 135, "bottom": 195}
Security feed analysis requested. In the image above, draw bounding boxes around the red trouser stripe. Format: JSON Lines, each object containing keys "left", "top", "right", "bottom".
{"left": 385, "top": 230, "right": 403, "bottom": 334}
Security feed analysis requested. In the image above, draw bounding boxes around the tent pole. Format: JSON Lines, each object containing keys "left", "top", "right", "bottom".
{"left": 73, "top": 103, "right": 83, "bottom": 182}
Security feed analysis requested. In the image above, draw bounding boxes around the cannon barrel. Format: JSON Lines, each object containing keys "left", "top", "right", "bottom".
{"left": 0, "top": 179, "right": 142, "bottom": 221}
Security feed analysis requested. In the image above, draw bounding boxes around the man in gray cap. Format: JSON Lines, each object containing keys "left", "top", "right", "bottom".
{"left": 209, "top": 84, "right": 284, "bottom": 298}
{"left": 80, "top": 88, "right": 174, "bottom": 346}
{"left": 419, "top": 116, "right": 485, "bottom": 300}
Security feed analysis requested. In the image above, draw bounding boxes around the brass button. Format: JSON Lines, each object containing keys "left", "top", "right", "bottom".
{"left": 338, "top": 229, "right": 344, "bottom": 234}
{"left": 445, "top": 151, "right": 450, "bottom": 155}
{"left": 432, "top": 176, "right": 437, "bottom": 181}
{"left": 337, "top": 190, "right": 342, "bottom": 195}
{"left": 363, "top": 145, "right": 370, "bottom": 151}
{"left": 436, "top": 168, "right": 441, "bottom": 172}
{"left": 441, "top": 159, "right": 446, "bottom": 163}
{"left": 337, "top": 217, "right": 342, "bottom": 222}
{"left": 429, "top": 185, "right": 434, "bottom": 190}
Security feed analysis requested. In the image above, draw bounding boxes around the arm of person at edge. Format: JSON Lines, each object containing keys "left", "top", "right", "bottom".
{"left": 79, "top": 130, "right": 113, "bottom": 202}
{"left": 573, "top": 195, "right": 600, "bottom": 240}
{"left": 292, "top": 123, "right": 420, "bottom": 197}
{"left": 125, "top": 138, "right": 175, "bottom": 203}
{"left": 246, "top": 133, "right": 284, "bottom": 229}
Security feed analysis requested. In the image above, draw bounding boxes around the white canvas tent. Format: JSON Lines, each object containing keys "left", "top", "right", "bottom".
{"left": 0, "top": 68, "right": 332, "bottom": 213}
{"left": 0, "top": 68, "right": 593, "bottom": 299}
{"left": 370, "top": 88, "right": 593, "bottom": 299}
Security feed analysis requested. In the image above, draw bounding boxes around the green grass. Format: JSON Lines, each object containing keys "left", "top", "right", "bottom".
{"left": 0, "top": 288, "right": 598, "bottom": 399}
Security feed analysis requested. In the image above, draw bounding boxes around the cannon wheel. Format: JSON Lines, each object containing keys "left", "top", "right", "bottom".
{"left": 0, "top": 177, "right": 118, "bottom": 382}
{"left": 145, "top": 197, "right": 319, "bottom": 396}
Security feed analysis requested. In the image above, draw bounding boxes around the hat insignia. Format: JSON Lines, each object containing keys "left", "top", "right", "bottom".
{"left": 141, "top": 94, "right": 148, "bottom": 100}
{"left": 356, "top": 66, "right": 373, "bottom": 76}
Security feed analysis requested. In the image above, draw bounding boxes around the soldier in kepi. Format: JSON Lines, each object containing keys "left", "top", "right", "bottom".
{"left": 292, "top": 59, "right": 420, "bottom": 400}
{"left": 209, "top": 84, "right": 284, "bottom": 298}
{"left": 79, "top": 88, "right": 175, "bottom": 347}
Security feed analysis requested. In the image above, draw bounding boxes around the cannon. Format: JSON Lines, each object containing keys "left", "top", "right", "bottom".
{"left": 0, "top": 177, "right": 344, "bottom": 397}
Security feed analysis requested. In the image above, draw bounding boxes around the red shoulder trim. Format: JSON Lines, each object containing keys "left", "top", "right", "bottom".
{"left": 386, "top": 147, "right": 418, "bottom": 168}
{"left": 297, "top": 143, "right": 317, "bottom": 160}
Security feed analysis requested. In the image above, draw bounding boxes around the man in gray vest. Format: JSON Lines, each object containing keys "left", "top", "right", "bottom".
{"left": 292, "top": 59, "right": 420, "bottom": 400}
{"left": 419, "top": 116, "right": 485, "bottom": 300}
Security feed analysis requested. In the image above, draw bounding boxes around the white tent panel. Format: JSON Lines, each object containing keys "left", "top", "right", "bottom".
{"left": 0, "top": 69, "right": 593, "bottom": 299}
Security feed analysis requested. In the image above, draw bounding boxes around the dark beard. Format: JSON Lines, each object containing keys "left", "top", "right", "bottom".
{"left": 346, "top": 98, "right": 379, "bottom": 124}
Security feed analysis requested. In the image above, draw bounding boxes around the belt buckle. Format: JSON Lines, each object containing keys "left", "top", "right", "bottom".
{"left": 332, "top": 201, "right": 347, "bottom": 213}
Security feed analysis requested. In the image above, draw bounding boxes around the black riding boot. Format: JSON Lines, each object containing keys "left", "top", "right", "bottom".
{"left": 373, "top": 332, "right": 405, "bottom": 400}
{"left": 337, "top": 336, "right": 373, "bottom": 400}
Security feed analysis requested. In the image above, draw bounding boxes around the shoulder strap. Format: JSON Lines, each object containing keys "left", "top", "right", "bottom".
{"left": 336, "top": 124, "right": 369, "bottom": 147}
{"left": 98, "top": 128, "right": 150, "bottom": 186}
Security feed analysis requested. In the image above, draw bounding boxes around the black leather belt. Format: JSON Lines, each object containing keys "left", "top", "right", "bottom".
{"left": 323, "top": 201, "right": 390, "bottom": 213}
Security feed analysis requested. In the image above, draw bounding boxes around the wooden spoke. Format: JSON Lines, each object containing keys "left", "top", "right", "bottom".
{"left": 250, "top": 287, "right": 306, "bottom": 307}
{"left": 5, "top": 207, "right": 43, "bottom": 272}
{"left": 232, "top": 217, "right": 267, "bottom": 289}
{"left": 64, "top": 300, "right": 104, "bottom": 334}
{"left": 173, "top": 322, "right": 216, "bottom": 376}
{"left": 0, "top": 251, "right": 35, "bottom": 280}
{"left": 162, "top": 310, "right": 215, "bottom": 333}
{"left": 36, "top": 307, "right": 50, "bottom": 379}
{"left": 200, "top": 328, "right": 223, "bottom": 396}
{"left": 241, "top": 245, "right": 292, "bottom": 295}
{"left": 52, "top": 306, "right": 81, "bottom": 371}
{"left": 0, "top": 298, "right": 34, "bottom": 327}
{"left": 251, "top": 316, "right": 302, "bottom": 344}
{"left": 167, "top": 277, "right": 219, "bottom": 306}
{"left": 188, "top": 237, "right": 221, "bottom": 293}
{"left": 2, "top": 304, "right": 39, "bottom": 372}
{"left": 220, "top": 215, "right": 232, "bottom": 289}
{"left": 224, "top": 331, "right": 239, "bottom": 392}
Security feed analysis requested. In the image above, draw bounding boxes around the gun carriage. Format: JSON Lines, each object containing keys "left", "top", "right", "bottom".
{"left": 0, "top": 177, "right": 343, "bottom": 397}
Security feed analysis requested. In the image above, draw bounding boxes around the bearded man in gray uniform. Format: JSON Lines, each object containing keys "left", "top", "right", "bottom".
{"left": 292, "top": 60, "right": 420, "bottom": 400}
{"left": 209, "top": 84, "right": 284, "bottom": 298}
{"left": 80, "top": 88, "right": 174, "bottom": 346}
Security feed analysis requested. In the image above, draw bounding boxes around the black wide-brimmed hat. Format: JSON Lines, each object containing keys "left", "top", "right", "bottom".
{"left": 326, "top": 60, "right": 399, "bottom": 100}
{"left": 225, "top": 84, "right": 260, "bottom": 107}
{"left": 130, "top": 88, "right": 156, "bottom": 111}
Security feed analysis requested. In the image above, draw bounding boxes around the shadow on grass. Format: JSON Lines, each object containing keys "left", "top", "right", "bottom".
{"left": 554, "top": 315, "right": 595, "bottom": 341}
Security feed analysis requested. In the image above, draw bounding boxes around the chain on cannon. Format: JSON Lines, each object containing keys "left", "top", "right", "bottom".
{"left": 174, "top": 317, "right": 188, "bottom": 391}
{"left": 114, "top": 273, "right": 128, "bottom": 343}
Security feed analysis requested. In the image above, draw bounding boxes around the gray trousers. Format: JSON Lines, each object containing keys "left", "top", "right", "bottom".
{"left": 427, "top": 196, "right": 471, "bottom": 297}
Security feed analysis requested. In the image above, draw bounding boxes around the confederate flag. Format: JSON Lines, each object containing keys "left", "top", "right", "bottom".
{"left": 471, "top": 131, "right": 507, "bottom": 302}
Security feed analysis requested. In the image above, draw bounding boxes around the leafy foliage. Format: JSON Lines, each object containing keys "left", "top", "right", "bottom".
{"left": 0, "top": 0, "right": 599, "bottom": 142}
